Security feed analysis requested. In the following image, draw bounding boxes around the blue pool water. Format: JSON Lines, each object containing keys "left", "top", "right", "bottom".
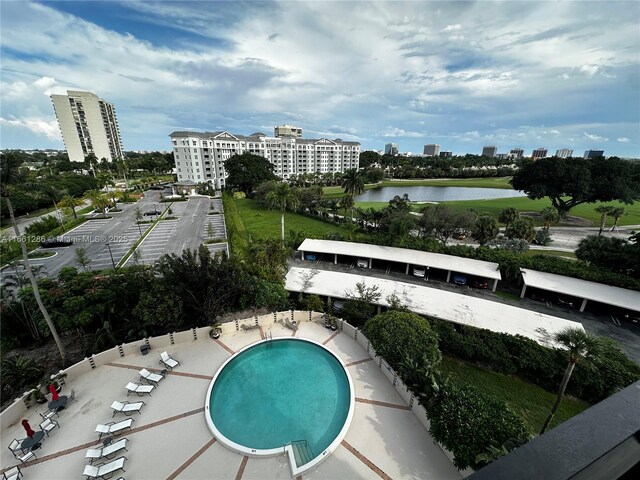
{"left": 209, "top": 339, "right": 351, "bottom": 456}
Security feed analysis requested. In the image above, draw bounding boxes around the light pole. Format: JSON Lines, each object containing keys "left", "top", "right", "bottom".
{"left": 105, "top": 243, "right": 116, "bottom": 269}
{"left": 153, "top": 203, "right": 158, "bottom": 216}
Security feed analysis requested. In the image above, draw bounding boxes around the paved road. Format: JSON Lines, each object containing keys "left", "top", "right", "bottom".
{"left": 1, "top": 200, "right": 92, "bottom": 240}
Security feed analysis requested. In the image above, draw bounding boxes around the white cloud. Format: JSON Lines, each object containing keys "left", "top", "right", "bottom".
{"left": 382, "top": 127, "right": 422, "bottom": 138}
{"left": 617, "top": 137, "right": 630, "bottom": 143}
{"left": 583, "top": 132, "right": 609, "bottom": 142}
{"left": 0, "top": 116, "right": 61, "bottom": 139}
{"left": 443, "top": 24, "right": 462, "bottom": 31}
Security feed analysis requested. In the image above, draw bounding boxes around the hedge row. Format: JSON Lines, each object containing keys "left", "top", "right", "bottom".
{"left": 428, "top": 316, "right": 640, "bottom": 404}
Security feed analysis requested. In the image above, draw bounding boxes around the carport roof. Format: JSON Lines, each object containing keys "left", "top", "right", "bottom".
{"left": 520, "top": 268, "right": 640, "bottom": 312}
{"left": 298, "top": 239, "right": 502, "bottom": 280}
{"left": 286, "top": 267, "right": 583, "bottom": 347}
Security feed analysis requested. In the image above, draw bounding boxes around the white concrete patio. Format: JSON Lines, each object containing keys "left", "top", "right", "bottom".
{"left": 0, "top": 318, "right": 462, "bottom": 480}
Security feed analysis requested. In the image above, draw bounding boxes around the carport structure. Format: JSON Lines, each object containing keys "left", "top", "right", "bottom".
{"left": 520, "top": 268, "right": 640, "bottom": 314}
{"left": 285, "top": 267, "right": 583, "bottom": 347}
{"left": 299, "top": 239, "right": 502, "bottom": 291}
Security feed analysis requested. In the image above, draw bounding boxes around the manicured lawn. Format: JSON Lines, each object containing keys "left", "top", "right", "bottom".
{"left": 441, "top": 356, "right": 589, "bottom": 435}
{"left": 440, "top": 197, "right": 640, "bottom": 226}
{"left": 228, "top": 197, "right": 351, "bottom": 245}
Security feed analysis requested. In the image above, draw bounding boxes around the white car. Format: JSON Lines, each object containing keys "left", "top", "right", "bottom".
{"left": 356, "top": 258, "right": 369, "bottom": 268}
{"left": 413, "top": 266, "right": 426, "bottom": 278}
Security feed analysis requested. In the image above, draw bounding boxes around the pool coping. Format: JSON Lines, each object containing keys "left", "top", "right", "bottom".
{"left": 204, "top": 336, "right": 356, "bottom": 477}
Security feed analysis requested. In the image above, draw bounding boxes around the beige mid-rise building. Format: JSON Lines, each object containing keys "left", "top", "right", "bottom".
{"left": 51, "top": 90, "right": 124, "bottom": 163}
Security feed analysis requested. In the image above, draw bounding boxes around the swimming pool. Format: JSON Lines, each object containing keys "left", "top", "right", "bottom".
{"left": 205, "top": 338, "right": 354, "bottom": 475}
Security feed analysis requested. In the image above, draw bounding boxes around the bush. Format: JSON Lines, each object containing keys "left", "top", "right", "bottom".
{"left": 25, "top": 215, "right": 60, "bottom": 236}
{"left": 426, "top": 382, "right": 529, "bottom": 470}
{"left": 364, "top": 311, "right": 441, "bottom": 386}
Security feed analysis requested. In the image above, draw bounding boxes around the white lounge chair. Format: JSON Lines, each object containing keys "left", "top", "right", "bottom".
{"left": 85, "top": 438, "right": 129, "bottom": 464}
{"left": 125, "top": 382, "right": 154, "bottom": 397}
{"left": 159, "top": 351, "right": 180, "bottom": 370}
{"left": 95, "top": 418, "right": 134, "bottom": 439}
{"left": 110, "top": 400, "right": 145, "bottom": 417}
{"left": 39, "top": 417, "right": 60, "bottom": 437}
{"left": 16, "top": 449, "right": 36, "bottom": 465}
{"left": 2, "top": 465, "right": 22, "bottom": 480}
{"left": 7, "top": 439, "right": 23, "bottom": 457}
{"left": 40, "top": 408, "right": 59, "bottom": 421}
{"left": 83, "top": 456, "right": 127, "bottom": 479}
{"left": 139, "top": 368, "right": 164, "bottom": 386}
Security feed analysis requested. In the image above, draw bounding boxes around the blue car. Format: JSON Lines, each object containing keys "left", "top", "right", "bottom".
{"left": 452, "top": 274, "right": 467, "bottom": 285}
{"left": 305, "top": 254, "right": 317, "bottom": 261}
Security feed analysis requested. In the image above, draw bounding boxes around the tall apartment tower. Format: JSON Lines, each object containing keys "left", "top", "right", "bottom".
{"left": 423, "top": 144, "right": 440, "bottom": 156}
{"left": 51, "top": 90, "right": 124, "bottom": 163}
{"left": 555, "top": 149, "right": 573, "bottom": 158}
{"left": 482, "top": 146, "right": 497, "bottom": 157}
{"left": 531, "top": 148, "right": 548, "bottom": 159}
{"left": 274, "top": 125, "right": 302, "bottom": 138}
{"left": 509, "top": 148, "right": 524, "bottom": 159}
{"left": 584, "top": 149, "right": 605, "bottom": 159}
{"left": 384, "top": 143, "right": 399, "bottom": 155}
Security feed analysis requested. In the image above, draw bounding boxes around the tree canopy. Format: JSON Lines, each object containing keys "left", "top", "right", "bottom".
{"left": 510, "top": 157, "right": 640, "bottom": 217}
{"left": 224, "top": 153, "right": 277, "bottom": 197}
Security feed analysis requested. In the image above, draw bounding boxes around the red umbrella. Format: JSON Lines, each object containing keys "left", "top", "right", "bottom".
{"left": 22, "top": 419, "right": 35, "bottom": 438}
{"left": 49, "top": 384, "right": 59, "bottom": 401}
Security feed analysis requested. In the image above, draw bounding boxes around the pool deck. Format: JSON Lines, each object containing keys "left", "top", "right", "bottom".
{"left": 1, "top": 320, "right": 462, "bottom": 480}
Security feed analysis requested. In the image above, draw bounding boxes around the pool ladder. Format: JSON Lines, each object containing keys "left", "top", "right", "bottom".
{"left": 265, "top": 331, "right": 273, "bottom": 342}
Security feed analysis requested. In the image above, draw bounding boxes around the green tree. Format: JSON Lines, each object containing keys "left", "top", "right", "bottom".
{"left": 511, "top": 157, "right": 640, "bottom": 217}
{"left": 58, "top": 193, "right": 83, "bottom": 219}
{"left": 540, "top": 207, "right": 560, "bottom": 229}
{"left": 575, "top": 235, "right": 629, "bottom": 274}
{"left": 471, "top": 215, "right": 499, "bottom": 246}
{"left": 498, "top": 207, "right": 519, "bottom": 228}
{"left": 341, "top": 168, "right": 365, "bottom": 225}
{"left": 358, "top": 150, "right": 381, "bottom": 169}
{"left": 0, "top": 153, "right": 69, "bottom": 365}
{"left": 595, "top": 205, "right": 614, "bottom": 235}
{"left": 86, "top": 190, "right": 111, "bottom": 216}
{"left": 224, "top": 153, "right": 277, "bottom": 197}
{"left": 540, "top": 327, "right": 602, "bottom": 434}
{"left": 419, "top": 204, "right": 475, "bottom": 245}
{"left": 505, "top": 217, "right": 535, "bottom": 242}
{"left": 75, "top": 247, "right": 91, "bottom": 272}
{"left": 609, "top": 207, "right": 625, "bottom": 232}
{"left": 266, "top": 182, "right": 300, "bottom": 242}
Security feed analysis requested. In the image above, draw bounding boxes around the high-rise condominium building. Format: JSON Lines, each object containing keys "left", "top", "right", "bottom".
{"left": 423, "top": 144, "right": 440, "bottom": 156}
{"left": 50, "top": 90, "right": 124, "bottom": 163}
{"left": 274, "top": 125, "right": 302, "bottom": 138}
{"left": 482, "top": 146, "right": 497, "bottom": 157}
{"left": 170, "top": 130, "right": 360, "bottom": 189}
{"left": 384, "top": 143, "right": 399, "bottom": 155}
{"left": 531, "top": 148, "right": 548, "bottom": 159}
{"left": 439, "top": 151, "right": 452, "bottom": 158}
{"left": 584, "top": 149, "right": 605, "bottom": 159}
{"left": 555, "top": 149, "right": 573, "bottom": 158}
{"left": 509, "top": 148, "right": 524, "bottom": 159}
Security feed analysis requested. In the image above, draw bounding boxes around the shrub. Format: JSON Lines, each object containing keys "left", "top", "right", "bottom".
{"left": 364, "top": 311, "right": 441, "bottom": 385}
{"left": 426, "top": 382, "right": 529, "bottom": 470}
{"left": 25, "top": 215, "right": 60, "bottom": 236}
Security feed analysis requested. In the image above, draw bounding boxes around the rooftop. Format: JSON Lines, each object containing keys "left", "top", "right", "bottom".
{"left": 0, "top": 314, "right": 461, "bottom": 480}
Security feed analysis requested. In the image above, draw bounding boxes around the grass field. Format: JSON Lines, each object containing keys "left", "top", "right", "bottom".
{"left": 524, "top": 249, "right": 576, "bottom": 259}
{"left": 441, "top": 356, "right": 589, "bottom": 435}
{"left": 225, "top": 196, "right": 351, "bottom": 253}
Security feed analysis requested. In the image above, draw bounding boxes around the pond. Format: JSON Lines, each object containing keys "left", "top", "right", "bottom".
{"left": 355, "top": 186, "right": 527, "bottom": 202}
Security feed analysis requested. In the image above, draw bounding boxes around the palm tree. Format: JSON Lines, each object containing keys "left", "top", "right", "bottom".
{"left": 540, "top": 327, "right": 602, "bottom": 435}
{"left": 267, "top": 182, "right": 300, "bottom": 242}
{"left": 595, "top": 205, "right": 614, "bottom": 235}
{"left": 58, "top": 193, "right": 83, "bottom": 219}
{"left": 340, "top": 169, "right": 365, "bottom": 223}
{"left": 541, "top": 207, "right": 560, "bottom": 229}
{"left": 498, "top": 207, "right": 519, "bottom": 228}
{"left": 0, "top": 153, "right": 69, "bottom": 365}
{"left": 609, "top": 207, "right": 625, "bottom": 232}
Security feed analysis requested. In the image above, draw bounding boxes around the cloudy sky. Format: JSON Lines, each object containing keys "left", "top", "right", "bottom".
{"left": 1, "top": 1, "right": 639, "bottom": 157}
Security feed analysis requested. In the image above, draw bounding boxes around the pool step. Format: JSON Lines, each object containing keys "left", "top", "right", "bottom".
{"left": 291, "top": 440, "right": 314, "bottom": 466}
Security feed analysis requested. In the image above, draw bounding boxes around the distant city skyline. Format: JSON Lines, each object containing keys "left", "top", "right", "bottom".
{"left": 1, "top": 1, "right": 638, "bottom": 157}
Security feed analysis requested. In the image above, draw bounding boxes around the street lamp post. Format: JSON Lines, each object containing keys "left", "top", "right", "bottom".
{"left": 105, "top": 243, "right": 116, "bottom": 269}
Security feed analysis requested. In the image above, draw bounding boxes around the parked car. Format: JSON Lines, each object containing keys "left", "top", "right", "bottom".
{"left": 452, "top": 274, "right": 467, "bottom": 285}
{"left": 556, "top": 296, "right": 576, "bottom": 308}
{"left": 470, "top": 278, "right": 488, "bottom": 289}
{"left": 144, "top": 210, "right": 161, "bottom": 216}
{"left": 529, "top": 292, "right": 547, "bottom": 303}
{"left": 356, "top": 258, "right": 369, "bottom": 268}
{"left": 413, "top": 266, "right": 426, "bottom": 278}
{"left": 332, "top": 299, "right": 344, "bottom": 312}
{"left": 304, "top": 253, "right": 317, "bottom": 261}
{"left": 40, "top": 237, "right": 73, "bottom": 248}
